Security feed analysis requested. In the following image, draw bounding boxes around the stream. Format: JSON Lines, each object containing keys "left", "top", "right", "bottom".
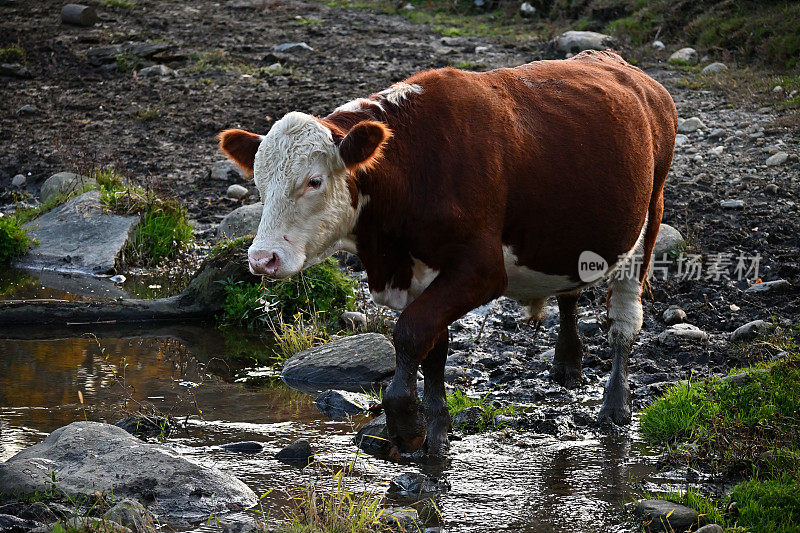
{"left": 0, "top": 269, "right": 667, "bottom": 532}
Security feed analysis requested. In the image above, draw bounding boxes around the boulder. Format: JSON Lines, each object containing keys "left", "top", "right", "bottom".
{"left": 730, "top": 319, "right": 769, "bottom": 343}
{"left": 635, "top": 499, "right": 698, "bottom": 532}
{"left": 281, "top": 333, "right": 396, "bottom": 389}
{"left": 701, "top": 62, "right": 728, "bottom": 74}
{"left": 658, "top": 323, "right": 708, "bottom": 345}
{"left": 0, "top": 422, "right": 257, "bottom": 520}
{"left": 669, "top": 47, "right": 698, "bottom": 64}
{"left": 274, "top": 439, "right": 313, "bottom": 466}
{"left": 552, "top": 31, "right": 617, "bottom": 55}
{"left": 314, "top": 389, "right": 370, "bottom": 418}
{"left": 354, "top": 413, "right": 390, "bottom": 455}
{"left": 653, "top": 223, "right": 684, "bottom": 258}
{"left": 217, "top": 203, "right": 261, "bottom": 239}
{"left": 19, "top": 190, "right": 139, "bottom": 275}
{"left": 40, "top": 172, "right": 96, "bottom": 205}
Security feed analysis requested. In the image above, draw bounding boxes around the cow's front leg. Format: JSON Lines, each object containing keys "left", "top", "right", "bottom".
{"left": 383, "top": 251, "right": 507, "bottom": 456}
{"left": 422, "top": 332, "right": 450, "bottom": 457}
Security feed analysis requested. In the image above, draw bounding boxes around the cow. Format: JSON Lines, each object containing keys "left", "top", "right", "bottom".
{"left": 218, "top": 50, "right": 678, "bottom": 457}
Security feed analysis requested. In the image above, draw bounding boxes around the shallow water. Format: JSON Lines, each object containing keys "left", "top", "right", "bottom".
{"left": 0, "top": 325, "right": 659, "bottom": 532}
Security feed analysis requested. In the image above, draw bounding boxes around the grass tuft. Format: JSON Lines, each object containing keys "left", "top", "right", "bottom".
{"left": 0, "top": 215, "right": 31, "bottom": 264}
{"left": 0, "top": 42, "right": 25, "bottom": 63}
{"left": 447, "top": 389, "right": 519, "bottom": 433}
{"left": 730, "top": 475, "right": 800, "bottom": 533}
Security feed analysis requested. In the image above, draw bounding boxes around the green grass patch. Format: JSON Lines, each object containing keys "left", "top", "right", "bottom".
{"left": 135, "top": 105, "right": 160, "bottom": 121}
{"left": 452, "top": 60, "right": 478, "bottom": 70}
{"left": 0, "top": 215, "right": 30, "bottom": 264}
{"left": 210, "top": 235, "right": 254, "bottom": 259}
{"left": 0, "top": 42, "right": 25, "bottom": 63}
{"left": 639, "top": 378, "right": 718, "bottom": 443}
{"left": 447, "top": 388, "right": 519, "bottom": 433}
{"left": 649, "top": 486, "right": 725, "bottom": 527}
{"left": 99, "top": 0, "right": 136, "bottom": 7}
{"left": 730, "top": 475, "right": 800, "bottom": 533}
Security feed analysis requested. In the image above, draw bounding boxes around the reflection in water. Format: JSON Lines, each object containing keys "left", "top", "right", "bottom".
{"left": 0, "top": 329, "right": 651, "bottom": 532}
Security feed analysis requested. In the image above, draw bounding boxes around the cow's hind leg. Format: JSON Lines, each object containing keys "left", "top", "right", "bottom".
{"left": 599, "top": 269, "right": 643, "bottom": 425}
{"left": 422, "top": 332, "right": 450, "bottom": 457}
{"left": 550, "top": 292, "right": 585, "bottom": 388}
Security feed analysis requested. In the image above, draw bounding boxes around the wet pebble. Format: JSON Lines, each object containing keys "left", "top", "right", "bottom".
{"left": 635, "top": 500, "right": 698, "bottom": 532}
{"left": 658, "top": 323, "right": 708, "bottom": 345}
{"left": 274, "top": 439, "right": 313, "bottom": 466}
{"left": 220, "top": 441, "right": 264, "bottom": 453}
{"left": 387, "top": 472, "right": 450, "bottom": 499}
{"left": 720, "top": 199, "right": 744, "bottom": 208}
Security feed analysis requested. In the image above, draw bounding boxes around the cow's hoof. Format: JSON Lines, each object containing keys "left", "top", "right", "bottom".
{"left": 598, "top": 403, "right": 632, "bottom": 426}
{"left": 424, "top": 432, "right": 450, "bottom": 459}
{"left": 549, "top": 364, "right": 584, "bottom": 389}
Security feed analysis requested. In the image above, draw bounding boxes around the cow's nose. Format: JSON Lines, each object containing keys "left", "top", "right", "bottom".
{"left": 249, "top": 251, "right": 280, "bottom": 276}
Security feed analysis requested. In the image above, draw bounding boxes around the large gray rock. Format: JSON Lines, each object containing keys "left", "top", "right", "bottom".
{"left": 635, "top": 499, "right": 698, "bottom": 532}
{"left": 314, "top": 389, "right": 370, "bottom": 418}
{"left": 19, "top": 190, "right": 139, "bottom": 275}
{"left": 0, "top": 422, "right": 257, "bottom": 520}
{"left": 653, "top": 223, "right": 685, "bottom": 258}
{"left": 217, "top": 203, "right": 261, "bottom": 239}
{"left": 40, "top": 172, "right": 96, "bottom": 205}
{"left": 281, "top": 333, "right": 395, "bottom": 388}
{"left": 552, "top": 31, "right": 617, "bottom": 55}
{"left": 730, "top": 319, "right": 769, "bottom": 343}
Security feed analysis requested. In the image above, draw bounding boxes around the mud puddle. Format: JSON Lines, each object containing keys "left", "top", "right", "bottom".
{"left": 0, "top": 323, "right": 667, "bottom": 532}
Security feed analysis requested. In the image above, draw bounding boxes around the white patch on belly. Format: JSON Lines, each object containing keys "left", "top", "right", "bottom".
{"left": 502, "top": 246, "right": 582, "bottom": 303}
{"left": 370, "top": 256, "right": 438, "bottom": 311}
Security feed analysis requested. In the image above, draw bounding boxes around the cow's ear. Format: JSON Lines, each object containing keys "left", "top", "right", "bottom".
{"left": 217, "top": 129, "right": 262, "bottom": 176}
{"left": 338, "top": 121, "right": 392, "bottom": 172}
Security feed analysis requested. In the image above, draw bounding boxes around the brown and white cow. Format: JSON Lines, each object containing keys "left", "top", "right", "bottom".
{"left": 219, "top": 50, "right": 678, "bottom": 457}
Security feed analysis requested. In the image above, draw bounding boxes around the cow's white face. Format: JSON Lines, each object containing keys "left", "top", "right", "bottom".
{"left": 218, "top": 112, "right": 390, "bottom": 278}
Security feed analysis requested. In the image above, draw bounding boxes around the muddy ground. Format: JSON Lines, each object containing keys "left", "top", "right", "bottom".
{"left": 2, "top": 0, "right": 800, "bottom": 519}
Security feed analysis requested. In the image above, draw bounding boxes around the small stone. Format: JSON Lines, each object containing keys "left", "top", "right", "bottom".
{"left": 138, "top": 64, "right": 175, "bottom": 77}
{"left": 220, "top": 441, "right": 264, "bottom": 453}
{"left": 0, "top": 63, "right": 31, "bottom": 78}
{"left": 696, "top": 525, "right": 724, "bottom": 533}
{"left": 635, "top": 500, "right": 698, "bottom": 532}
{"left": 669, "top": 47, "right": 698, "bottom": 65}
{"left": 765, "top": 183, "right": 779, "bottom": 194}
{"left": 730, "top": 319, "right": 769, "bottom": 343}
{"left": 388, "top": 473, "right": 450, "bottom": 499}
{"left": 720, "top": 199, "right": 744, "bottom": 208}
{"left": 314, "top": 389, "right": 370, "bottom": 418}
{"left": 552, "top": 31, "right": 617, "bottom": 55}
{"left": 766, "top": 151, "right": 789, "bottom": 166}
{"left": 273, "top": 42, "right": 314, "bottom": 53}
{"left": 662, "top": 306, "right": 686, "bottom": 326}
{"left": 15, "top": 104, "right": 37, "bottom": 115}
{"left": 702, "top": 62, "right": 728, "bottom": 74}
{"left": 454, "top": 405, "right": 484, "bottom": 431}
{"left": 105, "top": 498, "right": 155, "bottom": 533}
{"left": 658, "top": 323, "right": 708, "bottom": 345}
{"left": 474, "top": 46, "right": 489, "bottom": 54}
{"left": 577, "top": 317, "right": 601, "bottom": 337}
{"left": 338, "top": 310, "right": 367, "bottom": 332}
{"left": 709, "top": 128, "right": 725, "bottom": 139}
{"left": 210, "top": 160, "right": 244, "bottom": 182}
{"left": 401, "top": 3, "right": 415, "bottom": 9}
{"left": 674, "top": 134, "right": 690, "bottom": 147}
{"left": 651, "top": 40, "right": 665, "bottom": 51}
{"left": 61, "top": 4, "right": 97, "bottom": 26}
{"left": 746, "top": 279, "right": 790, "bottom": 293}
{"left": 226, "top": 184, "right": 249, "bottom": 200}
{"left": 519, "top": 2, "right": 536, "bottom": 17}
{"left": 773, "top": 85, "right": 784, "bottom": 94}
{"left": 708, "top": 146, "right": 724, "bottom": 156}
{"left": 275, "top": 439, "right": 313, "bottom": 466}
{"left": 678, "top": 116, "right": 705, "bottom": 133}
{"left": 653, "top": 223, "right": 685, "bottom": 257}
{"left": 381, "top": 507, "right": 420, "bottom": 529}
{"left": 110, "top": 274, "right": 126, "bottom": 283}
{"left": 12, "top": 174, "right": 26, "bottom": 187}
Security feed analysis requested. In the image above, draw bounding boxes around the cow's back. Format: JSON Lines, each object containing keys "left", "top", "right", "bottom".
{"left": 395, "top": 51, "right": 677, "bottom": 283}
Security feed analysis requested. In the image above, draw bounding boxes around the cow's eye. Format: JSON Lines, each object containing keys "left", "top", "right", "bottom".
{"left": 308, "top": 176, "right": 323, "bottom": 190}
